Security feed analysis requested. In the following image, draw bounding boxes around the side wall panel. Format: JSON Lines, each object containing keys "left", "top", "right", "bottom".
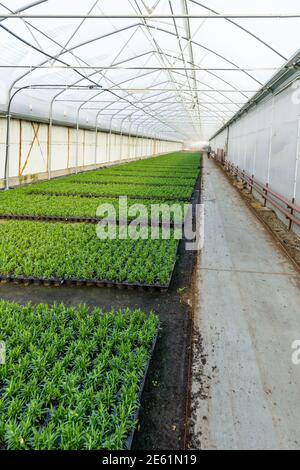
{"left": 210, "top": 83, "right": 300, "bottom": 235}
{"left": 0, "top": 116, "right": 183, "bottom": 187}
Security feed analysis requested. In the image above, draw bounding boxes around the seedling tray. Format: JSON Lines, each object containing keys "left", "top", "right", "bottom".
{"left": 0, "top": 165, "right": 200, "bottom": 293}
{"left": 26, "top": 169, "right": 200, "bottom": 202}
{"left": 125, "top": 328, "right": 160, "bottom": 450}
{"left": 0, "top": 275, "right": 168, "bottom": 292}
{"left": 0, "top": 240, "right": 180, "bottom": 292}
{"left": 88, "top": 173, "right": 198, "bottom": 179}
{"left": 70, "top": 180, "right": 194, "bottom": 188}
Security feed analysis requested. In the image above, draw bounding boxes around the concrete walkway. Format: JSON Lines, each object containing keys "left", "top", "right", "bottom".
{"left": 192, "top": 157, "right": 300, "bottom": 450}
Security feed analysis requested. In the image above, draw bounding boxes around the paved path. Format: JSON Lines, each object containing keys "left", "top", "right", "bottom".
{"left": 192, "top": 157, "right": 300, "bottom": 450}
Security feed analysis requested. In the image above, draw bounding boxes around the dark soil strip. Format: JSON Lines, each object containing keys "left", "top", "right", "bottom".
{"left": 98, "top": 172, "right": 198, "bottom": 179}
{"left": 67, "top": 180, "right": 193, "bottom": 188}
{"left": 26, "top": 191, "right": 190, "bottom": 202}
{"left": 0, "top": 214, "right": 184, "bottom": 229}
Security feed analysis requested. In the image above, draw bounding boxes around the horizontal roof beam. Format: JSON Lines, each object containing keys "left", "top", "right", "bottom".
{"left": 55, "top": 100, "right": 246, "bottom": 104}
{"left": 1, "top": 14, "right": 300, "bottom": 19}
{"left": 97, "top": 89, "right": 260, "bottom": 92}
{"left": 0, "top": 65, "right": 286, "bottom": 71}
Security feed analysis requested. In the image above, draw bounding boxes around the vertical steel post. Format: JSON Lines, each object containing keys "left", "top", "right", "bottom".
{"left": 94, "top": 115, "right": 99, "bottom": 165}
{"left": 267, "top": 95, "right": 275, "bottom": 185}
{"left": 119, "top": 117, "right": 126, "bottom": 161}
{"left": 135, "top": 123, "right": 141, "bottom": 159}
{"left": 48, "top": 99, "right": 55, "bottom": 180}
{"left": 4, "top": 110, "right": 11, "bottom": 190}
{"left": 108, "top": 117, "right": 113, "bottom": 163}
{"left": 128, "top": 121, "right": 133, "bottom": 160}
{"left": 75, "top": 108, "right": 80, "bottom": 174}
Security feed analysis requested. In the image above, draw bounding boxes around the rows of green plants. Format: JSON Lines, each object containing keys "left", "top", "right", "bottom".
{"left": 69, "top": 152, "right": 200, "bottom": 179}
{"left": 121, "top": 151, "right": 200, "bottom": 168}
{"left": 0, "top": 193, "right": 186, "bottom": 221}
{"left": 64, "top": 173, "right": 195, "bottom": 187}
{"left": 15, "top": 152, "right": 200, "bottom": 201}
{"left": 0, "top": 221, "right": 178, "bottom": 285}
{"left": 0, "top": 152, "right": 199, "bottom": 286}
{"left": 0, "top": 152, "right": 200, "bottom": 452}
{"left": 116, "top": 164, "right": 198, "bottom": 172}
{"left": 20, "top": 180, "right": 193, "bottom": 201}
{"left": 0, "top": 301, "right": 159, "bottom": 450}
{"left": 0, "top": 152, "right": 200, "bottom": 221}
{"left": 79, "top": 169, "right": 198, "bottom": 179}
{"left": 110, "top": 165, "right": 199, "bottom": 175}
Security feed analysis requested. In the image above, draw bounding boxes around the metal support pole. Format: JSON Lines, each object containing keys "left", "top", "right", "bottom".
{"left": 75, "top": 108, "right": 80, "bottom": 174}
{"left": 267, "top": 95, "right": 275, "bottom": 185}
{"left": 48, "top": 99, "right": 55, "bottom": 179}
{"left": 293, "top": 116, "right": 300, "bottom": 201}
{"left": 119, "top": 117, "right": 126, "bottom": 161}
{"left": 128, "top": 122, "right": 133, "bottom": 160}
{"left": 108, "top": 117, "right": 113, "bottom": 163}
{"left": 94, "top": 126, "right": 98, "bottom": 165}
{"left": 5, "top": 87, "right": 24, "bottom": 190}
{"left": 135, "top": 123, "right": 142, "bottom": 159}
{"left": 94, "top": 115, "right": 99, "bottom": 165}
{"left": 4, "top": 111, "right": 11, "bottom": 190}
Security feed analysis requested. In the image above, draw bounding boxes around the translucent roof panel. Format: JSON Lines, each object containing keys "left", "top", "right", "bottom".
{"left": 0, "top": 0, "right": 299, "bottom": 141}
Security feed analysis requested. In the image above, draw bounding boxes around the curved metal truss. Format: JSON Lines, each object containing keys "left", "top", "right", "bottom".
{"left": 0, "top": 0, "right": 299, "bottom": 144}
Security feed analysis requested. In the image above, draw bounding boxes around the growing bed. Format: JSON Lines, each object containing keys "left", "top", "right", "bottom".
{"left": 20, "top": 181, "right": 194, "bottom": 201}
{"left": 92, "top": 169, "right": 199, "bottom": 178}
{"left": 0, "top": 301, "right": 159, "bottom": 450}
{"left": 0, "top": 151, "right": 202, "bottom": 450}
{"left": 0, "top": 151, "right": 200, "bottom": 225}
{"left": 0, "top": 151, "right": 201, "bottom": 290}
{"left": 65, "top": 174, "right": 196, "bottom": 187}
{"left": 0, "top": 220, "right": 179, "bottom": 288}
{"left": 0, "top": 193, "right": 187, "bottom": 223}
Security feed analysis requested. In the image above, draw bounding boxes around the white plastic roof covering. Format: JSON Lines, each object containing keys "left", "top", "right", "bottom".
{"left": 0, "top": 0, "right": 300, "bottom": 141}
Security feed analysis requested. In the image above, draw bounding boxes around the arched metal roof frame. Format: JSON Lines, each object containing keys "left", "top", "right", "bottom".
{"left": 1, "top": 37, "right": 251, "bottom": 144}
{"left": 3, "top": 18, "right": 271, "bottom": 117}
{"left": 0, "top": 0, "right": 299, "bottom": 143}
{"left": 47, "top": 45, "right": 253, "bottom": 137}
{"left": 77, "top": 59, "right": 246, "bottom": 119}
{"left": 129, "top": 0, "right": 200, "bottom": 136}
{"left": 6, "top": 22, "right": 194, "bottom": 139}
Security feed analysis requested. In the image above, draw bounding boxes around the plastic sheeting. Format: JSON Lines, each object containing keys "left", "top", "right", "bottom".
{"left": 0, "top": 115, "right": 180, "bottom": 186}
{"left": 0, "top": 0, "right": 300, "bottom": 141}
{"left": 210, "top": 79, "right": 300, "bottom": 235}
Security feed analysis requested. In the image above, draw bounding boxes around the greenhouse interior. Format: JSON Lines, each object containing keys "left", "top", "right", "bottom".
{"left": 0, "top": 0, "right": 300, "bottom": 456}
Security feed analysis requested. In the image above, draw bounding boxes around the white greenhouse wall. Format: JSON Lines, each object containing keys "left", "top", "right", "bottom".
{"left": 210, "top": 82, "right": 300, "bottom": 236}
{"left": 0, "top": 116, "right": 182, "bottom": 188}
{"left": 210, "top": 128, "right": 227, "bottom": 155}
